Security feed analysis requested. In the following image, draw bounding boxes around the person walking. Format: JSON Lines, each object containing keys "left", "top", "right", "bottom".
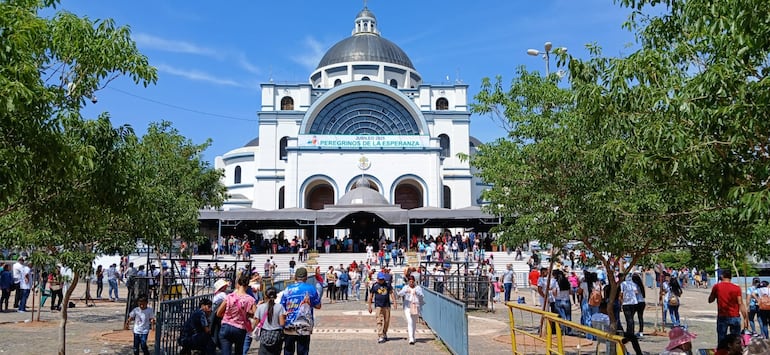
{"left": 708, "top": 269, "right": 749, "bottom": 344}
{"left": 755, "top": 280, "right": 770, "bottom": 338}
{"left": 125, "top": 294, "right": 155, "bottom": 355}
{"left": 747, "top": 277, "right": 761, "bottom": 335}
{"left": 528, "top": 267, "right": 540, "bottom": 307}
{"left": 17, "top": 259, "right": 31, "bottom": 312}
{"left": 350, "top": 267, "right": 361, "bottom": 301}
{"left": 502, "top": 264, "right": 515, "bottom": 303}
{"left": 338, "top": 268, "right": 349, "bottom": 301}
{"left": 552, "top": 270, "right": 573, "bottom": 336}
{"left": 106, "top": 263, "right": 120, "bottom": 301}
{"left": 255, "top": 287, "right": 285, "bottom": 355}
{"left": 631, "top": 273, "right": 646, "bottom": 337}
{"left": 209, "top": 279, "right": 230, "bottom": 350}
{"left": 216, "top": 273, "right": 256, "bottom": 355}
{"left": 397, "top": 275, "right": 424, "bottom": 345}
{"left": 280, "top": 267, "right": 322, "bottom": 355}
{"left": 95, "top": 265, "right": 104, "bottom": 300}
{"left": 48, "top": 268, "right": 64, "bottom": 311}
{"left": 368, "top": 271, "right": 397, "bottom": 343}
{"left": 619, "top": 273, "right": 640, "bottom": 349}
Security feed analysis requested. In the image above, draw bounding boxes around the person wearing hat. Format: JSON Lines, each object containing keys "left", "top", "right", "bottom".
{"left": 368, "top": 271, "right": 397, "bottom": 343}
{"left": 660, "top": 326, "right": 696, "bottom": 355}
{"left": 209, "top": 279, "right": 230, "bottom": 349}
{"left": 280, "top": 267, "right": 321, "bottom": 355}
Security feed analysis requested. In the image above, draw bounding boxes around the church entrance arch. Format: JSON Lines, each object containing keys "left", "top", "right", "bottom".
{"left": 394, "top": 180, "right": 423, "bottom": 210}
{"left": 305, "top": 181, "right": 334, "bottom": 210}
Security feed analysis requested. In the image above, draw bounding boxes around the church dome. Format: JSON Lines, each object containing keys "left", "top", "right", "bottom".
{"left": 316, "top": 7, "right": 415, "bottom": 70}
{"left": 337, "top": 185, "right": 390, "bottom": 206}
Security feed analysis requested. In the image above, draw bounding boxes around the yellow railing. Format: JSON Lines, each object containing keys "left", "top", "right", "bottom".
{"left": 505, "top": 302, "right": 627, "bottom": 355}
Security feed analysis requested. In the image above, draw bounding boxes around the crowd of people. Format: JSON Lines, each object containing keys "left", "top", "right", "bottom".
{"left": 171, "top": 264, "right": 426, "bottom": 355}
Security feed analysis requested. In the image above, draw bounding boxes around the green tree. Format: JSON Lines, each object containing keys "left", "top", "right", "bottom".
{"left": 568, "top": 0, "right": 770, "bottom": 265}
{"left": 0, "top": 1, "right": 157, "bottom": 353}
{"left": 470, "top": 67, "right": 685, "bottom": 332}
{"left": 470, "top": 0, "right": 770, "bottom": 336}
{"left": 126, "top": 121, "right": 226, "bottom": 276}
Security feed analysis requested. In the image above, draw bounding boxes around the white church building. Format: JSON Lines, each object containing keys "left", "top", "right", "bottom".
{"left": 208, "top": 6, "right": 491, "bottom": 244}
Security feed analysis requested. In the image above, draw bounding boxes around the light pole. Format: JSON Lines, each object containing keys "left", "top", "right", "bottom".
{"left": 527, "top": 42, "right": 566, "bottom": 76}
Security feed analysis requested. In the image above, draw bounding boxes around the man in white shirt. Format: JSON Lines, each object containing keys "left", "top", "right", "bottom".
{"left": 17, "top": 261, "right": 31, "bottom": 312}
{"left": 12, "top": 256, "right": 24, "bottom": 309}
{"left": 503, "top": 264, "right": 515, "bottom": 303}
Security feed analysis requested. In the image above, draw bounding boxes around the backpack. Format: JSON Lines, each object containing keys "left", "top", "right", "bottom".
{"left": 588, "top": 286, "right": 603, "bottom": 307}
{"left": 760, "top": 293, "right": 770, "bottom": 311}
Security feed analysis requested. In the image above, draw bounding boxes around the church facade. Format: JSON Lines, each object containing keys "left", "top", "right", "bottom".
{"left": 214, "top": 7, "right": 486, "bottom": 236}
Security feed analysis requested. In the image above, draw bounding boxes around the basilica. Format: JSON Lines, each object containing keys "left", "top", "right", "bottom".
{"left": 203, "top": 6, "right": 494, "bottom": 244}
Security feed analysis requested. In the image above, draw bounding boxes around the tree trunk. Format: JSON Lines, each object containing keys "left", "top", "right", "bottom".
{"left": 59, "top": 271, "right": 79, "bottom": 355}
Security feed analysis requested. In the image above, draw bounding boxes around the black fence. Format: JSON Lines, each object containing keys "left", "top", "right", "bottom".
{"left": 154, "top": 293, "right": 214, "bottom": 355}
{"left": 418, "top": 261, "right": 494, "bottom": 310}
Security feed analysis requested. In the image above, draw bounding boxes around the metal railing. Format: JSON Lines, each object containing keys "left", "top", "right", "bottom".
{"left": 505, "top": 302, "right": 626, "bottom": 355}
{"left": 154, "top": 293, "right": 214, "bottom": 355}
{"left": 421, "top": 287, "right": 468, "bottom": 355}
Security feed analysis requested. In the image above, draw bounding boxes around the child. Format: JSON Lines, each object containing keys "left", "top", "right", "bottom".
{"left": 125, "top": 294, "right": 155, "bottom": 355}
{"left": 493, "top": 280, "right": 502, "bottom": 302}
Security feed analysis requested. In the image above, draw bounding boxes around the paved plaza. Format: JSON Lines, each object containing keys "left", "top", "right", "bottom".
{"left": 0, "top": 281, "right": 722, "bottom": 354}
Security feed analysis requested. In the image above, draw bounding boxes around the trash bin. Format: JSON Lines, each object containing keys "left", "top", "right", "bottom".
{"left": 590, "top": 313, "right": 613, "bottom": 353}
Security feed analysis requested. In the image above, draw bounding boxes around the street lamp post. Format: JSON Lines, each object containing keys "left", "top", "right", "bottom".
{"left": 527, "top": 42, "right": 566, "bottom": 76}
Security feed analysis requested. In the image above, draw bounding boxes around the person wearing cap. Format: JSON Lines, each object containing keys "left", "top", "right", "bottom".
{"left": 179, "top": 298, "right": 215, "bottom": 355}
{"left": 280, "top": 267, "right": 321, "bottom": 355}
{"left": 368, "top": 271, "right": 397, "bottom": 343}
{"left": 660, "top": 326, "right": 696, "bottom": 355}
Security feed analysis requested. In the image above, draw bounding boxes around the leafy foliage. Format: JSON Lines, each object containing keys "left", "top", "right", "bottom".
{"left": 0, "top": 1, "right": 225, "bottom": 354}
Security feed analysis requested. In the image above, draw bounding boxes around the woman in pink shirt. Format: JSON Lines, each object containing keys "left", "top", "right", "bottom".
{"left": 568, "top": 272, "right": 580, "bottom": 304}
{"left": 216, "top": 273, "right": 256, "bottom": 355}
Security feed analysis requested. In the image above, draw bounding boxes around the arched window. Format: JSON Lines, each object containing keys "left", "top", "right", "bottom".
{"left": 443, "top": 185, "right": 452, "bottom": 209}
{"left": 279, "top": 136, "right": 288, "bottom": 161}
{"left": 361, "top": 76, "right": 370, "bottom": 81}
{"left": 234, "top": 166, "right": 242, "bottom": 184}
{"left": 280, "top": 96, "right": 294, "bottom": 110}
{"left": 439, "top": 134, "right": 450, "bottom": 158}
{"left": 334, "top": 79, "right": 342, "bottom": 87}
{"left": 389, "top": 79, "right": 398, "bottom": 88}
{"left": 278, "top": 186, "right": 285, "bottom": 209}
{"left": 436, "top": 97, "right": 449, "bottom": 110}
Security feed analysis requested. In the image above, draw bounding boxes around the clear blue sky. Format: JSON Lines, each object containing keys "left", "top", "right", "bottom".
{"left": 56, "top": 0, "right": 636, "bottom": 162}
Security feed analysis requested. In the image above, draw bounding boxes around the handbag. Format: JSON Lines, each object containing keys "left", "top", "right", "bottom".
{"left": 408, "top": 289, "right": 420, "bottom": 315}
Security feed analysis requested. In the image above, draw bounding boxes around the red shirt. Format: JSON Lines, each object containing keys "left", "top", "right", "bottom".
{"left": 528, "top": 270, "right": 539, "bottom": 286}
{"left": 711, "top": 281, "right": 742, "bottom": 317}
